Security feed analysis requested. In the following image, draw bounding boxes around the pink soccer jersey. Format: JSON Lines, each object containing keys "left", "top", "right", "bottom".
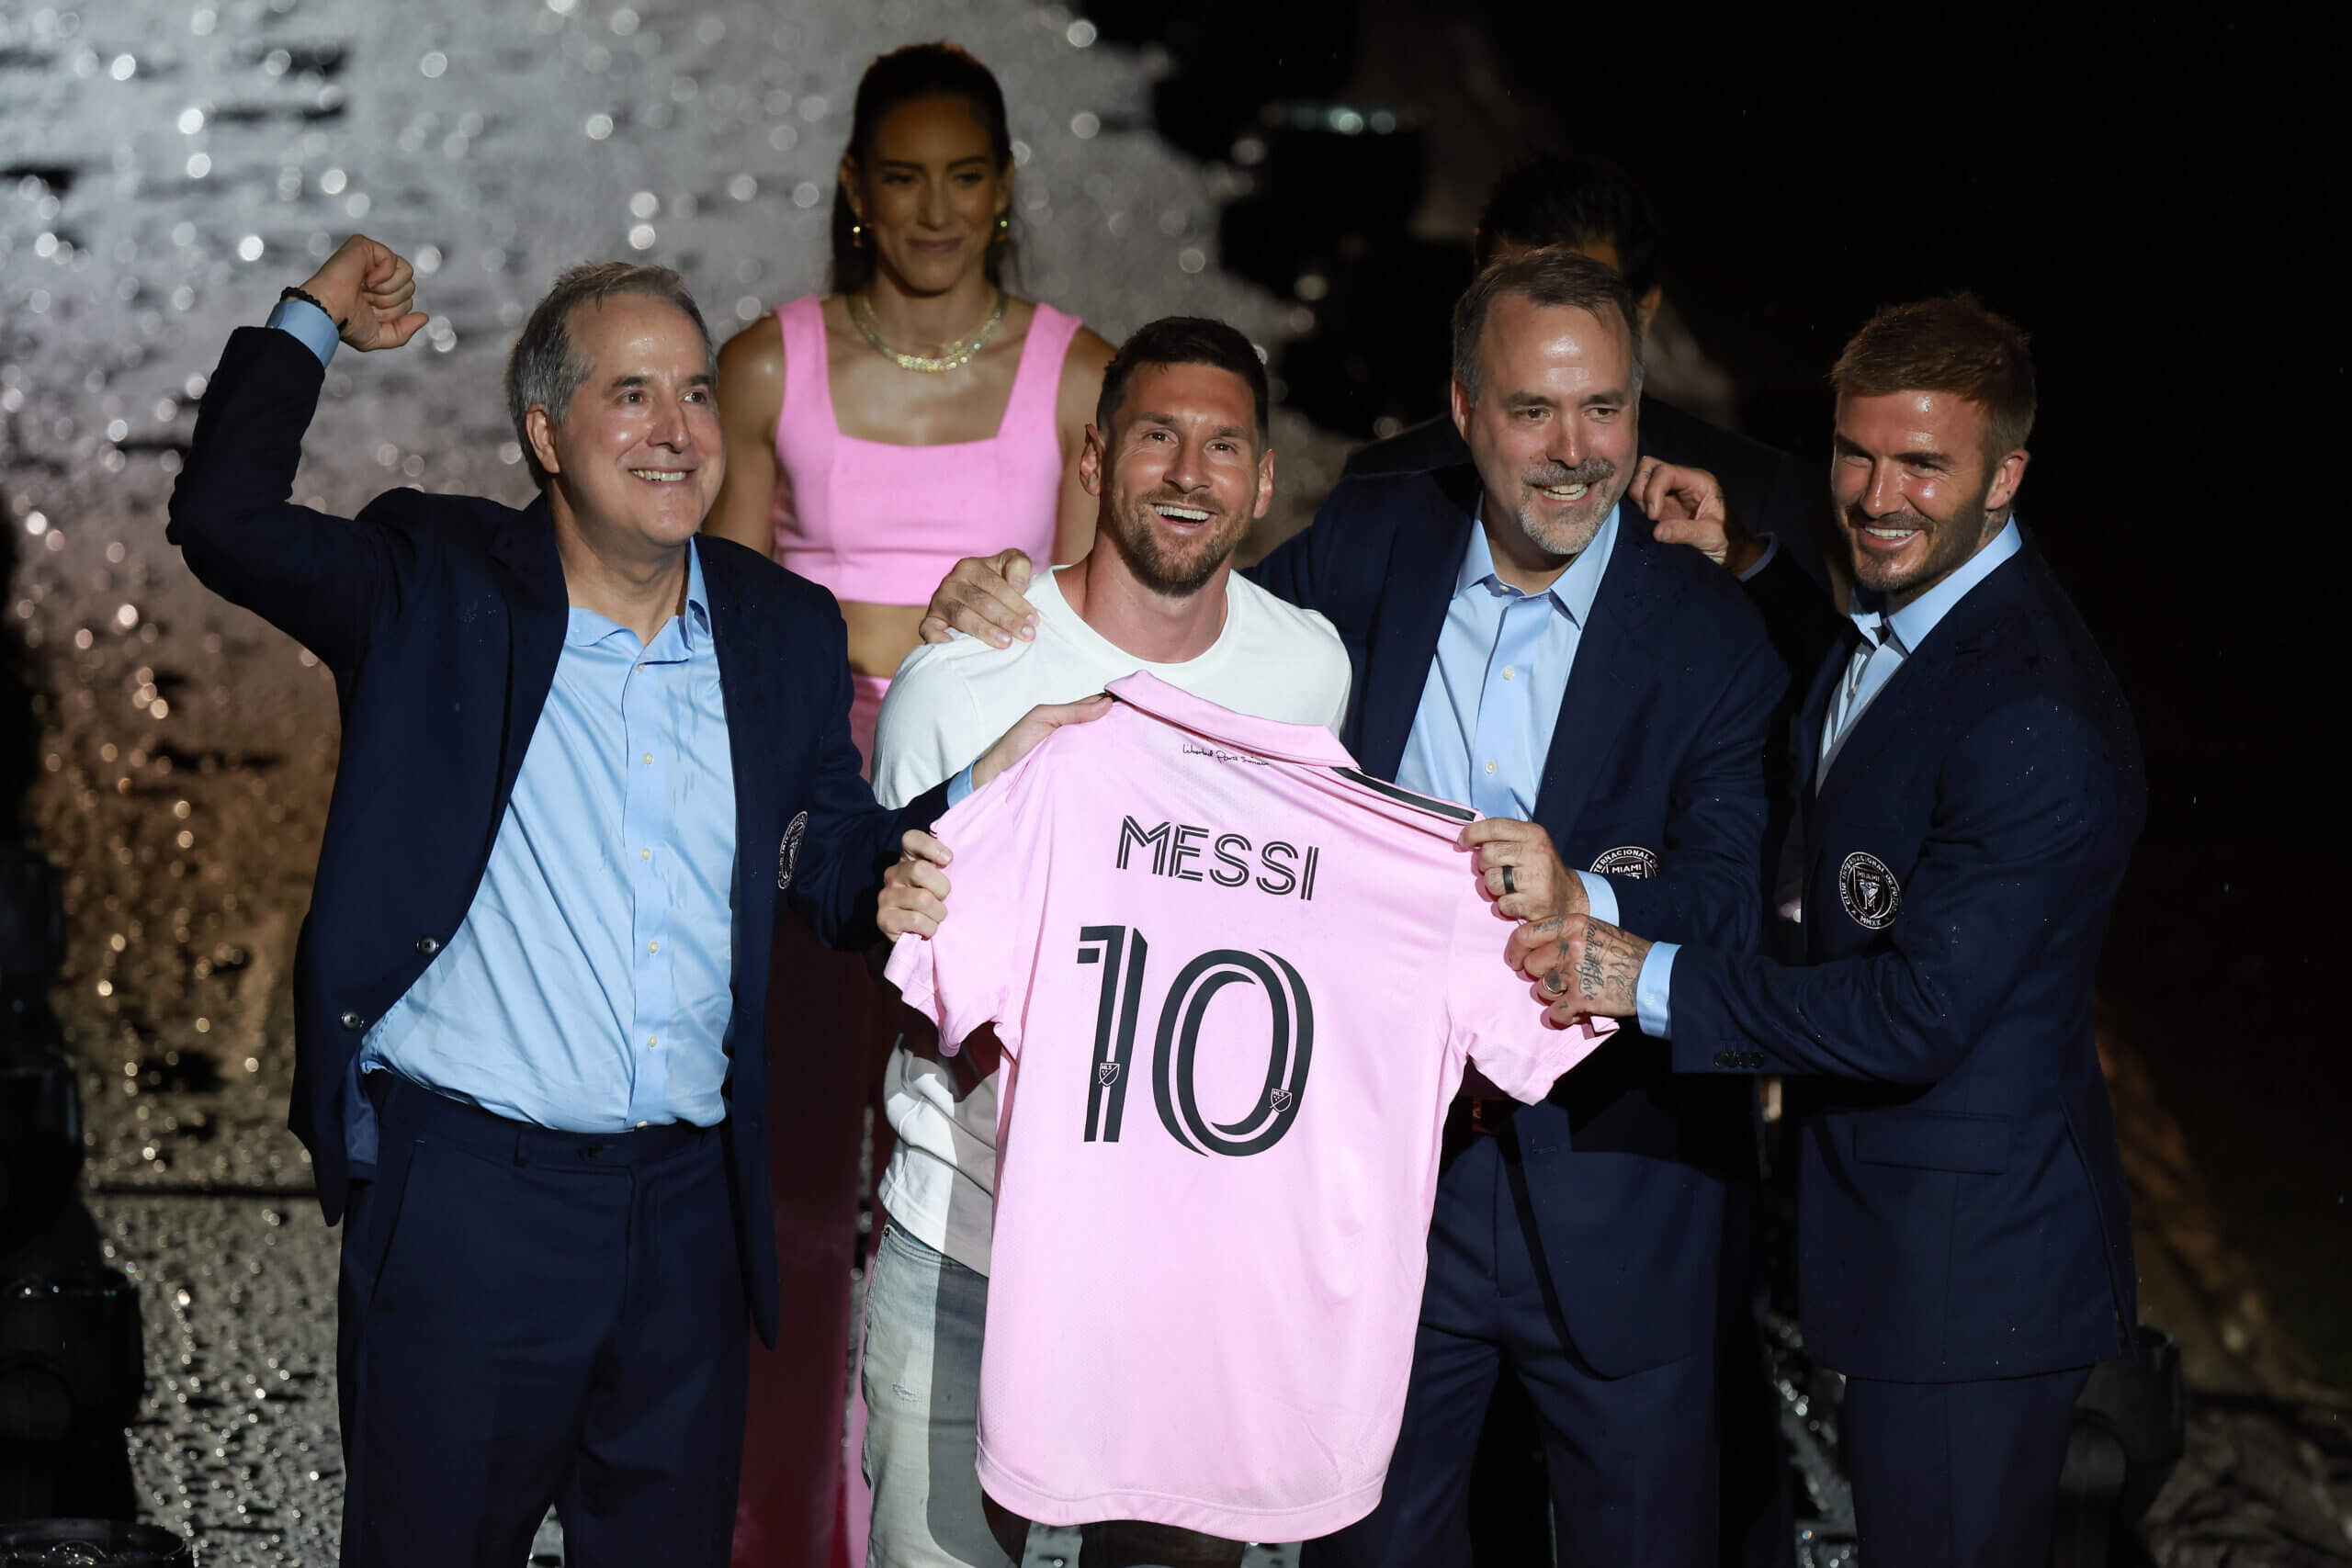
{"left": 885, "top": 672, "right": 1615, "bottom": 1540}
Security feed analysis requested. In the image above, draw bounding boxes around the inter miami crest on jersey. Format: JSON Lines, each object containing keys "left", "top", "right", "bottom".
{"left": 1838, "top": 850, "right": 1902, "bottom": 930}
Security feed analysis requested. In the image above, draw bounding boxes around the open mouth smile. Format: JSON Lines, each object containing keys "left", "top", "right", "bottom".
{"left": 629, "top": 468, "right": 691, "bottom": 483}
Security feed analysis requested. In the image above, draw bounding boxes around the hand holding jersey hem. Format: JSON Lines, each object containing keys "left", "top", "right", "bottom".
{"left": 1510, "top": 911, "right": 1649, "bottom": 1026}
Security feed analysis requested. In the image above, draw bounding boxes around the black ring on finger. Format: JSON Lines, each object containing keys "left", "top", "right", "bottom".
{"left": 1501, "top": 865, "right": 1516, "bottom": 896}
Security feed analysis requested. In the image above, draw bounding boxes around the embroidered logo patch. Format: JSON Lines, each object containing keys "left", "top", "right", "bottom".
{"left": 1589, "top": 845, "right": 1661, "bottom": 880}
{"left": 1838, "top": 851, "right": 1902, "bottom": 930}
{"left": 777, "top": 810, "right": 808, "bottom": 891}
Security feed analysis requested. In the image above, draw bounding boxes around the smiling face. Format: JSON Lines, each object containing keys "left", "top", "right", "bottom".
{"left": 524, "top": 292, "right": 722, "bottom": 560}
{"left": 842, "top": 95, "right": 1010, "bottom": 298}
{"left": 1082, "top": 361, "right": 1273, "bottom": 598}
{"left": 1830, "top": 389, "right": 2028, "bottom": 608}
{"left": 1451, "top": 292, "right": 1639, "bottom": 566}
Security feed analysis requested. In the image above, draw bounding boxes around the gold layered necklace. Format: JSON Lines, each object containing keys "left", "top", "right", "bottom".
{"left": 849, "top": 288, "right": 1009, "bottom": 373}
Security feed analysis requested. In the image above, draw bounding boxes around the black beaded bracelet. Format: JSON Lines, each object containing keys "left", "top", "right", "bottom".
{"left": 278, "top": 285, "right": 347, "bottom": 329}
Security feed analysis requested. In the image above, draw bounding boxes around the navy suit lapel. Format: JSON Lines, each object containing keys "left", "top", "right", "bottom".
{"left": 485, "top": 501, "right": 568, "bottom": 805}
{"left": 1354, "top": 469, "right": 1476, "bottom": 781}
{"left": 1529, "top": 505, "right": 1663, "bottom": 832}
{"left": 1798, "top": 621, "right": 1861, "bottom": 800}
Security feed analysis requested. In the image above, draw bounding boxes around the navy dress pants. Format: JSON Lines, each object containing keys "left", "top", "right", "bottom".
{"left": 1839, "top": 1364, "right": 2091, "bottom": 1568}
{"left": 336, "top": 1072, "right": 751, "bottom": 1568}
{"left": 1306, "top": 1132, "right": 1717, "bottom": 1568}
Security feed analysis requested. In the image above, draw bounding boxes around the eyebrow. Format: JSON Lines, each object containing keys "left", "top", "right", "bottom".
{"left": 874, "top": 154, "right": 994, "bottom": 172}
{"left": 1833, "top": 433, "right": 1950, "bottom": 466}
{"left": 1134, "top": 412, "right": 1251, "bottom": 442}
{"left": 607, "top": 372, "right": 716, "bottom": 392}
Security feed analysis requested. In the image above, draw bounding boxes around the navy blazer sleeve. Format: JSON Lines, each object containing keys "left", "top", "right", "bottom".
{"left": 785, "top": 600, "right": 951, "bottom": 949}
{"left": 166, "top": 326, "right": 408, "bottom": 678}
{"left": 1667, "top": 695, "right": 2116, "bottom": 1082}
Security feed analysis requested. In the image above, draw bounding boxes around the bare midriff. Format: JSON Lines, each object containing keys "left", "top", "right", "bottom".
{"left": 840, "top": 603, "right": 933, "bottom": 682}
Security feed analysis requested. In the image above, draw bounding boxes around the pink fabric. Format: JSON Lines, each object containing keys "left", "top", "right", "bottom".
{"left": 771, "top": 295, "right": 1078, "bottom": 607}
{"left": 886, "top": 674, "right": 1615, "bottom": 1540}
{"left": 847, "top": 671, "right": 888, "bottom": 780}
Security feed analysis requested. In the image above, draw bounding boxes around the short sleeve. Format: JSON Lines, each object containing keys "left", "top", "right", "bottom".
{"left": 870, "top": 642, "right": 990, "bottom": 810}
{"left": 1443, "top": 884, "right": 1616, "bottom": 1103}
{"left": 882, "top": 744, "right": 1053, "bottom": 1057}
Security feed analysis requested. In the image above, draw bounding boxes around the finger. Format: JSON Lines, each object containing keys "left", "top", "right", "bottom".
{"left": 379, "top": 311, "right": 431, "bottom": 349}
{"left": 1505, "top": 920, "right": 1561, "bottom": 974}
{"left": 1458, "top": 817, "right": 1538, "bottom": 849}
{"left": 899, "top": 829, "right": 952, "bottom": 867}
{"left": 1035, "top": 693, "right": 1114, "bottom": 727}
{"left": 899, "top": 862, "right": 951, "bottom": 898}
{"left": 888, "top": 888, "right": 948, "bottom": 925}
{"left": 958, "top": 588, "right": 1034, "bottom": 649}
{"left": 919, "top": 613, "right": 956, "bottom": 647}
{"left": 883, "top": 908, "right": 941, "bottom": 940}
{"left": 998, "top": 549, "right": 1033, "bottom": 591}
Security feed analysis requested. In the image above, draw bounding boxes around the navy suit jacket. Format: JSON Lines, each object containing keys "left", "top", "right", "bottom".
{"left": 1668, "top": 536, "right": 2141, "bottom": 1382}
{"left": 167, "top": 327, "right": 947, "bottom": 1346}
{"left": 1251, "top": 463, "right": 1788, "bottom": 1375}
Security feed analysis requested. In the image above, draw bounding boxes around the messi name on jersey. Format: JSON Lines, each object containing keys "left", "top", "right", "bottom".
{"left": 1116, "top": 816, "right": 1323, "bottom": 900}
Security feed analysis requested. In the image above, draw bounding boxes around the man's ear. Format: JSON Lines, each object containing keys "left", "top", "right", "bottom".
{"left": 526, "top": 406, "right": 561, "bottom": 479}
{"left": 1078, "top": 423, "right": 1106, "bottom": 498}
{"left": 1450, "top": 378, "right": 1473, "bottom": 442}
{"left": 1251, "top": 444, "right": 1276, "bottom": 521}
{"left": 1984, "top": 447, "right": 2030, "bottom": 518}
{"left": 1638, "top": 286, "right": 1665, "bottom": 334}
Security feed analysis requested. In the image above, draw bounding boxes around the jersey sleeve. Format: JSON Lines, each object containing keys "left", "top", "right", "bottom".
{"left": 882, "top": 745, "right": 1052, "bottom": 1057}
{"left": 1444, "top": 877, "right": 1617, "bottom": 1102}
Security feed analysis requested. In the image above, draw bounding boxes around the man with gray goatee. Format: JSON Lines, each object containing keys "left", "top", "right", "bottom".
{"left": 166, "top": 234, "right": 1082, "bottom": 1566}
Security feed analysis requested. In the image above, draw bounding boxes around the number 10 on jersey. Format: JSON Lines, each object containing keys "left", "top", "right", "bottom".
{"left": 1076, "top": 924, "right": 1316, "bottom": 1158}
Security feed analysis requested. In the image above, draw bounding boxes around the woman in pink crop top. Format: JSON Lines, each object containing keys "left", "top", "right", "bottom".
{"left": 705, "top": 43, "right": 1113, "bottom": 772}
{"left": 700, "top": 44, "right": 1112, "bottom": 1568}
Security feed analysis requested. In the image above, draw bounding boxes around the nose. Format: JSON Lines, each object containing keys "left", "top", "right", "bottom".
{"left": 648, "top": 392, "right": 694, "bottom": 452}
{"left": 1162, "top": 434, "right": 1209, "bottom": 493}
{"left": 1860, "top": 457, "right": 1905, "bottom": 518}
{"left": 1545, "top": 416, "right": 1585, "bottom": 473}
{"left": 918, "top": 176, "right": 947, "bottom": 230}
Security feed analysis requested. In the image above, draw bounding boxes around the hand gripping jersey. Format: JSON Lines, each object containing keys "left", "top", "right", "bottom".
{"left": 885, "top": 673, "right": 1615, "bottom": 1539}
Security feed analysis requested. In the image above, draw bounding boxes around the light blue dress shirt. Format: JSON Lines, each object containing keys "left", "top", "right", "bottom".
{"left": 267, "top": 305, "right": 741, "bottom": 1147}
{"left": 1633, "top": 519, "right": 2026, "bottom": 1037}
{"left": 1395, "top": 505, "right": 1621, "bottom": 926}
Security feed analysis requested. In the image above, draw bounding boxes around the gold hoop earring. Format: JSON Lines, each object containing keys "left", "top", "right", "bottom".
{"left": 851, "top": 221, "right": 867, "bottom": 248}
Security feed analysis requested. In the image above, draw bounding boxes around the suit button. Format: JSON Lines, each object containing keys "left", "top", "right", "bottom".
{"left": 338, "top": 1010, "right": 365, "bottom": 1032}
{"left": 415, "top": 935, "right": 441, "bottom": 956}
{"left": 1713, "top": 1052, "right": 1737, "bottom": 1069}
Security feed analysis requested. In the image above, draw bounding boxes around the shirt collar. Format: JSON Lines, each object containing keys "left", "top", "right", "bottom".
{"left": 1105, "top": 671, "right": 1356, "bottom": 767}
{"left": 563, "top": 540, "right": 713, "bottom": 649}
{"left": 1460, "top": 502, "right": 1618, "bottom": 628}
{"left": 1851, "top": 518, "right": 2022, "bottom": 655}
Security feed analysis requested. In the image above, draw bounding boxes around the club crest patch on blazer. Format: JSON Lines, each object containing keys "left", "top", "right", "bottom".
{"left": 777, "top": 810, "right": 808, "bottom": 891}
{"left": 1589, "top": 845, "right": 1660, "bottom": 879}
{"left": 1838, "top": 850, "right": 1902, "bottom": 930}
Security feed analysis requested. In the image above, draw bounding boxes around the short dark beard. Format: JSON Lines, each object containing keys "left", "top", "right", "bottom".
{"left": 1108, "top": 498, "right": 1244, "bottom": 598}
{"left": 1847, "top": 477, "right": 1997, "bottom": 606}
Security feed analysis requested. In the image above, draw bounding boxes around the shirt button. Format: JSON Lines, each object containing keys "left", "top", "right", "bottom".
{"left": 648, "top": 1035, "right": 659, "bottom": 1047}
{"left": 640, "top": 848, "right": 651, "bottom": 860}
{"left": 1483, "top": 761, "right": 1498, "bottom": 775}
{"left": 647, "top": 941, "right": 659, "bottom": 953}
{"left": 636, "top": 1121, "right": 650, "bottom": 1129}
{"left": 1502, "top": 666, "right": 1515, "bottom": 681}
{"left": 642, "top": 751, "right": 653, "bottom": 765}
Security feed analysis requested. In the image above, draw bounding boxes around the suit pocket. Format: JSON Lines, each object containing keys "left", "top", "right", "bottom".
{"left": 359, "top": 1135, "right": 426, "bottom": 1310}
{"left": 1852, "top": 1109, "right": 2012, "bottom": 1174}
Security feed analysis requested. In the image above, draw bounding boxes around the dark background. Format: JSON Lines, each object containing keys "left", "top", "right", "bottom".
{"left": 1128, "top": 3, "right": 2349, "bottom": 1380}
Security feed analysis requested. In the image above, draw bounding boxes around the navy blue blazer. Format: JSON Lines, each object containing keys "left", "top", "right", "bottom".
{"left": 167, "top": 326, "right": 946, "bottom": 1346}
{"left": 1667, "top": 536, "right": 2142, "bottom": 1382}
{"left": 1251, "top": 463, "right": 1789, "bottom": 1375}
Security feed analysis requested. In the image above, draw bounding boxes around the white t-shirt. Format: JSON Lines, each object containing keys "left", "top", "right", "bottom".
{"left": 870, "top": 565, "right": 1353, "bottom": 1274}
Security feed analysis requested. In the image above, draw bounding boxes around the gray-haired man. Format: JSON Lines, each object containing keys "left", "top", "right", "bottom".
{"left": 166, "top": 234, "right": 1080, "bottom": 1566}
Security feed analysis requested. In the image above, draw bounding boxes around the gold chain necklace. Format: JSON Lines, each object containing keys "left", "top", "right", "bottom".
{"left": 848, "top": 288, "right": 1009, "bottom": 373}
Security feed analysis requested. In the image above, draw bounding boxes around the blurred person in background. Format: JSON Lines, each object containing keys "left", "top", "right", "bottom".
{"left": 699, "top": 40, "right": 1113, "bottom": 1568}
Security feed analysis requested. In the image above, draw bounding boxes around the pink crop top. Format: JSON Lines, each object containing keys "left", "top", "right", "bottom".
{"left": 770, "top": 294, "right": 1080, "bottom": 607}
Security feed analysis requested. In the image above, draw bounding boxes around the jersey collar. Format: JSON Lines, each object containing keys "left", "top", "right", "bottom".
{"left": 1105, "top": 671, "right": 1356, "bottom": 767}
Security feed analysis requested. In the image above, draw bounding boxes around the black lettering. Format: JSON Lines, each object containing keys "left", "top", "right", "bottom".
{"left": 1210, "top": 833, "right": 1251, "bottom": 888}
{"left": 1257, "top": 840, "right": 1299, "bottom": 897}
{"left": 1170, "top": 823, "right": 1207, "bottom": 882}
{"left": 1116, "top": 817, "right": 1171, "bottom": 875}
{"left": 1152, "top": 948, "right": 1315, "bottom": 1158}
{"left": 1079, "top": 925, "right": 1149, "bottom": 1142}
{"left": 1301, "top": 845, "right": 1319, "bottom": 902}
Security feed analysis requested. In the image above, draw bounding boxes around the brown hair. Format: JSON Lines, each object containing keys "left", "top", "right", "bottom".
{"left": 1452, "top": 246, "right": 1644, "bottom": 408}
{"left": 1831, "top": 293, "right": 2036, "bottom": 462}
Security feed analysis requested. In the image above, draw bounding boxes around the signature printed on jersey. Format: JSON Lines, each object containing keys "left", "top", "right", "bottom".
{"left": 1182, "top": 740, "right": 1271, "bottom": 767}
